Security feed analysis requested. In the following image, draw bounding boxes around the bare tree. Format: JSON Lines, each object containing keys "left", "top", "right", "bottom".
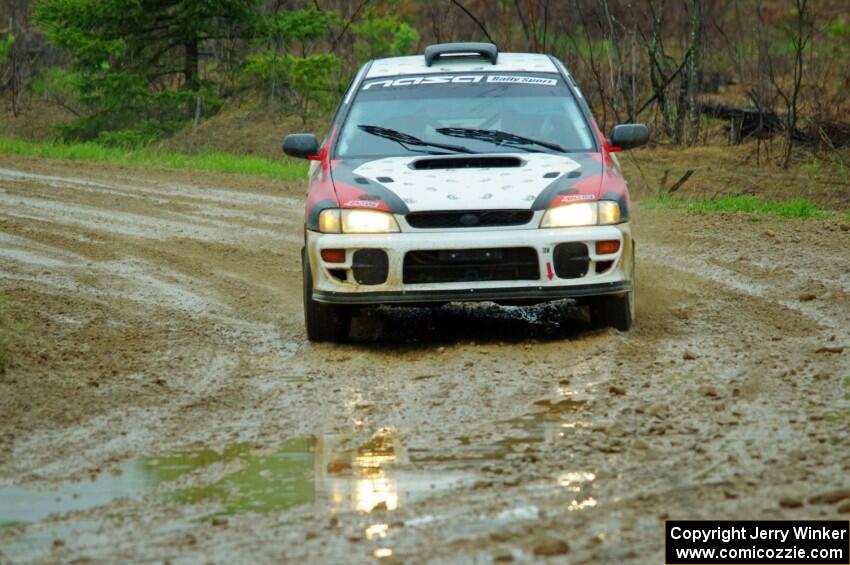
{"left": 764, "top": 0, "right": 812, "bottom": 168}
{"left": 672, "top": 0, "right": 702, "bottom": 144}
{"left": 564, "top": 0, "right": 611, "bottom": 129}
{"left": 643, "top": 0, "right": 674, "bottom": 135}
{"left": 600, "top": 0, "right": 625, "bottom": 124}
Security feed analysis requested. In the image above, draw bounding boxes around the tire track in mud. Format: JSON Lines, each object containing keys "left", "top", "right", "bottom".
{"left": 0, "top": 160, "right": 304, "bottom": 485}
{"left": 0, "top": 157, "right": 848, "bottom": 563}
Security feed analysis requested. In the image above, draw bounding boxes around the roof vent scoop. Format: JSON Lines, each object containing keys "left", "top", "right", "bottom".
{"left": 424, "top": 42, "right": 498, "bottom": 67}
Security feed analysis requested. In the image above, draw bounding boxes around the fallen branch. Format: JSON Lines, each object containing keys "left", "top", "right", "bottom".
{"left": 667, "top": 170, "right": 694, "bottom": 194}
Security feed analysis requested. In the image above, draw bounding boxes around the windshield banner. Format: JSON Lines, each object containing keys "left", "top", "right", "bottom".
{"left": 362, "top": 75, "right": 559, "bottom": 90}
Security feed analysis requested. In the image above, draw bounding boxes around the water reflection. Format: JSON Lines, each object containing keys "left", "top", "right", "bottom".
{"left": 159, "top": 428, "right": 474, "bottom": 516}
{"left": 317, "top": 430, "right": 471, "bottom": 514}
{"left": 557, "top": 471, "right": 596, "bottom": 492}
{"left": 568, "top": 497, "right": 597, "bottom": 511}
{"left": 365, "top": 523, "right": 389, "bottom": 540}
{"left": 0, "top": 428, "right": 472, "bottom": 535}
{"left": 153, "top": 439, "right": 315, "bottom": 514}
{"left": 319, "top": 430, "right": 403, "bottom": 513}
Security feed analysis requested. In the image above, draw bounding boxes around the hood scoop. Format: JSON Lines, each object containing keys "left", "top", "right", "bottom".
{"left": 411, "top": 155, "right": 523, "bottom": 170}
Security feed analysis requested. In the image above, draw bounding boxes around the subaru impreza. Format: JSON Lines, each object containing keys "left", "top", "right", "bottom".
{"left": 284, "top": 42, "right": 648, "bottom": 341}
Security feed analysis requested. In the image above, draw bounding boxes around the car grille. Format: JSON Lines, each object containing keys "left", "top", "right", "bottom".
{"left": 406, "top": 210, "right": 534, "bottom": 229}
{"left": 403, "top": 247, "right": 539, "bottom": 284}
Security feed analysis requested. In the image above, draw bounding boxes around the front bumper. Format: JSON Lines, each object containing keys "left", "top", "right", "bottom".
{"left": 306, "top": 223, "right": 633, "bottom": 306}
{"left": 314, "top": 281, "right": 631, "bottom": 305}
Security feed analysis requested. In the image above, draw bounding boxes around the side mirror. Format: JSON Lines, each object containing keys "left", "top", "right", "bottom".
{"left": 283, "top": 133, "right": 320, "bottom": 159}
{"left": 608, "top": 124, "right": 649, "bottom": 151}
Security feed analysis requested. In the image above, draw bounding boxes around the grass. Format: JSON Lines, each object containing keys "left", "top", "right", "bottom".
{"left": 0, "top": 136, "right": 309, "bottom": 181}
{"left": 647, "top": 194, "right": 830, "bottom": 219}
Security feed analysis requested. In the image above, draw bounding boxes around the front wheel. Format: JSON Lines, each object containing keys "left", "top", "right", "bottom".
{"left": 587, "top": 292, "right": 633, "bottom": 331}
{"left": 586, "top": 239, "right": 635, "bottom": 331}
{"left": 302, "top": 250, "right": 351, "bottom": 342}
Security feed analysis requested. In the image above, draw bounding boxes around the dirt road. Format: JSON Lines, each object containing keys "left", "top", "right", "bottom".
{"left": 0, "top": 155, "right": 848, "bottom": 563}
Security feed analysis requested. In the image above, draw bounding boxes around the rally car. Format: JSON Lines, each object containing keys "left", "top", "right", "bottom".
{"left": 284, "top": 42, "right": 648, "bottom": 342}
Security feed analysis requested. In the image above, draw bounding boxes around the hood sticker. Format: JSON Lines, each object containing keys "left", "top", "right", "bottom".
{"left": 557, "top": 193, "right": 596, "bottom": 203}
{"left": 344, "top": 199, "right": 380, "bottom": 208}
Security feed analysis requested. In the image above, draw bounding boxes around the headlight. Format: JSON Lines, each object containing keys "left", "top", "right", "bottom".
{"left": 540, "top": 200, "right": 621, "bottom": 228}
{"left": 318, "top": 209, "right": 400, "bottom": 233}
{"left": 343, "top": 209, "right": 400, "bottom": 233}
{"left": 318, "top": 209, "right": 341, "bottom": 232}
{"left": 598, "top": 200, "right": 621, "bottom": 224}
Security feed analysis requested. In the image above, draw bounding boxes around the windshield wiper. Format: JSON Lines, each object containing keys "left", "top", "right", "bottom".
{"left": 358, "top": 125, "right": 475, "bottom": 155}
{"left": 435, "top": 127, "right": 568, "bottom": 154}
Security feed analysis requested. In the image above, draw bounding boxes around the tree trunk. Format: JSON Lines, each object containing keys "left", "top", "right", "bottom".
{"left": 782, "top": 0, "right": 808, "bottom": 168}
{"left": 672, "top": 63, "right": 689, "bottom": 144}
{"left": 685, "top": 0, "right": 703, "bottom": 145}
{"left": 184, "top": 38, "right": 199, "bottom": 91}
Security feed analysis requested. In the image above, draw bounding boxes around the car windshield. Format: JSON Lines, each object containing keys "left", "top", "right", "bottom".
{"left": 335, "top": 72, "right": 596, "bottom": 159}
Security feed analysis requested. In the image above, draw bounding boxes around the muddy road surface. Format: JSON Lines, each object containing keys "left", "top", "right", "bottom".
{"left": 0, "top": 155, "right": 848, "bottom": 564}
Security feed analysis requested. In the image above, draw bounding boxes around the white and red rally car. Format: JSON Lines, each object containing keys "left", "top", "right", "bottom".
{"left": 284, "top": 42, "right": 648, "bottom": 342}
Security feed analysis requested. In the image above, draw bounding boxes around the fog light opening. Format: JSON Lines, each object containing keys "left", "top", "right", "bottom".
{"left": 595, "top": 260, "right": 614, "bottom": 274}
{"left": 595, "top": 240, "right": 620, "bottom": 255}
{"left": 329, "top": 268, "right": 348, "bottom": 281}
{"left": 321, "top": 249, "right": 346, "bottom": 263}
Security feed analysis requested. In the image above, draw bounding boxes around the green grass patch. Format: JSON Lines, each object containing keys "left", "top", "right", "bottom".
{"left": 647, "top": 194, "right": 829, "bottom": 219}
{"left": 0, "top": 136, "right": 308, "bottom": 181}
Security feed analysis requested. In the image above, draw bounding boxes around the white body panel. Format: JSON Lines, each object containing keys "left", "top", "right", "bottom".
{"left": 351, "top": 154, "right": 582, "bottom": 211}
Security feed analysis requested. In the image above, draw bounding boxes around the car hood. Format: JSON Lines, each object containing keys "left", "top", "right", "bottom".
{"left": 330, "top": 153, "right": 605, "bottom": 214}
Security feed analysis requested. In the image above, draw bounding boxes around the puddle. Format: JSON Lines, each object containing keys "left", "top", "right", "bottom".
{"left": 0, "top": 430, "right": 475, "bottom": 551}
{"left": 0, "top": 430, "right": 474, "bottom": 559}
{"left": 0, "top": 520, "right": 104, "bottom": 561}
{"left": 1, "top": 402, "right": 596, "bottom": 558}
{"left": 148, "top": 440, "right": 316, "bottom": 514}
{"left": 0, "top": 461, "right": 163, "bottom": 525}
{"left": 157, "top": 432, "right": 474, "bottom": 515}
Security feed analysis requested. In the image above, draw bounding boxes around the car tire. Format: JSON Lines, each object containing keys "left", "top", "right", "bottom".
{"left": 302, "top": 249, "right": 351, "bottom": 342}
{"left": 588, "top": 292, "right": 633, "bottom": 331}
